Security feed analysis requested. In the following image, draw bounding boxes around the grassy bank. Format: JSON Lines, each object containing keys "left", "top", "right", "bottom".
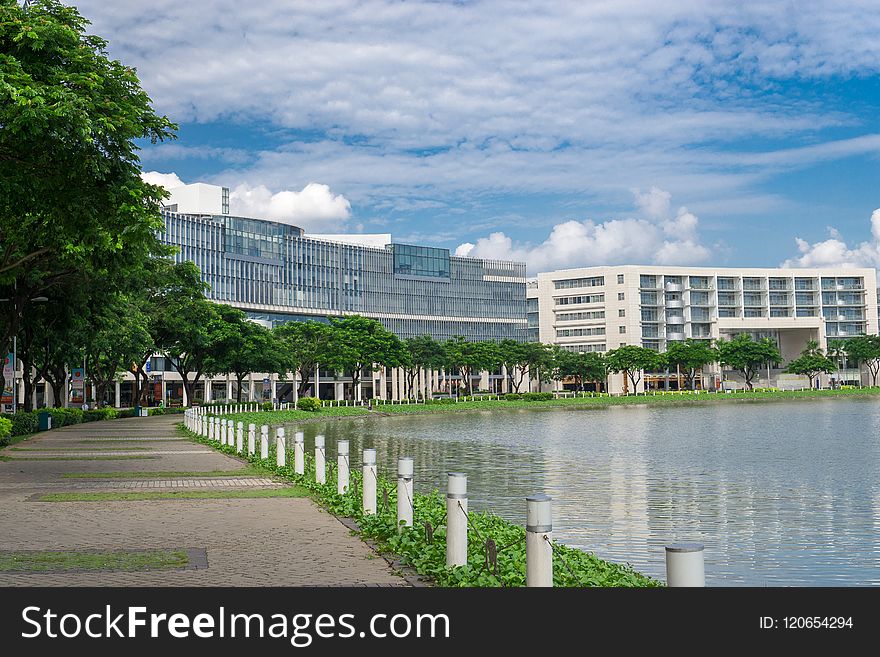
{"left": 219, "top": 386, "right": 880, "bottom": 428}
{"left": 180, "top": 423, "right": 659, "bottom": 587}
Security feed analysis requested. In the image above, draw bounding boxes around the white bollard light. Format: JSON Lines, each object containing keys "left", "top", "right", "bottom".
{"left": 397, "top": 457, "right": 414, "bottom": 530}
{"left": 294, "top": 432, "right": 304, "bottom": 475}
{"left": 665, "top": 543, "right": 705, "bottom": 587}
{"left": 247, "top": 423, "right": 256, "bottom": 456}
{"left": 227, "top": 420, "right": 234, "bottom": 447}
{"left": 337, "top": 440, "right": 350, "bottom": 494}
{"left": 446, "top": 472, "right": 468, "bottom": 567}
{"left": 236, "top": 421, "right": 244, "bottom": 453}
{"left": 221, "top": 419, "right": 228, "bottom": 445}
{"left": 315, "top": 435, "right": 326, "bottom": 484}
{"left": 526, "top": 494, "right": 553, "bottom": 587}
{"left": 260, "top": 425, "right": 269, "bottom": 460}
{"left": 209, "top": 417, "right": 215, "bottom": 441}
{"left": 362, "top": 448, "right": 377, "bottom": 515}
{"left": 276, "top": 427, "right": 286, "bottom": 467}
{"left": 202, "top": 417, "right": 208, "bottom": 437}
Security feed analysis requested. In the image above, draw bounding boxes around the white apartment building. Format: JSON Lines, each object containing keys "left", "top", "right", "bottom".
{"left": 528, "top": 265, "right": 879, "bottom": 394}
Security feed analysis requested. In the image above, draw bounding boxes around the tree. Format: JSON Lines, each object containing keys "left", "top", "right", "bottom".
{"left": 716, "top": 334, "right": 782, "bottom": 391}
{"left": 274, "top": 321, "right": 342, "bottom": 398}
{"left": 152, "top": 290, "right": 223, "bottom": 405}
{"left": 400, "top": 335, "right": 444, "bottom": 399}
{"left": 826, "top": 339, "right": 846, "bottom": 386}
{"left": 0, "top": 0, "right": 176, "bottom": 374}
{"left": 332, "top": 316, "right": 404, "bottom": 398}
{"left": 605, "top": 345, "right": 663, "bottom": 394}
{"left": 785, "top": 340, "right": 835, "bottom": 389}
{"left": 207, "top": 307, "right": 282, "bottom": 402}
{"left": 498, "top": 340, "right": 550, "bottom": 393}
{"left": 552, "top": 349, "right": 606, "bottom": 391}
{"left": 842, "top": 335, "right": 880, "bottom": 386}
{"left": 443, "top": 337, "right": 498, "bottom": 395}
{"left": 664, "top": 339, "right": 717, "bottom": 390}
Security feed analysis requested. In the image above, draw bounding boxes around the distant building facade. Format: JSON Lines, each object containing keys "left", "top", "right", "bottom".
{"left": 528, "top": 265, "right": 879, "bottom": 393}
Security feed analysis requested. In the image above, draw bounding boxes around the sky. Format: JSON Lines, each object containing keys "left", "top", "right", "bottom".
{"left": 73, "top": 0, "right": 880, "bottom": 274}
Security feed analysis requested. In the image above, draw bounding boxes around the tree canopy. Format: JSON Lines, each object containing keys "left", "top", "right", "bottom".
{"left": 716, "top": 334, "right": 782, "bottom": 391}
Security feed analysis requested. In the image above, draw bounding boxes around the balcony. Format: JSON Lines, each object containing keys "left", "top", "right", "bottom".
{"left": 665, "top": 282, "right": 683, "bottom": 293}
{"left": 667, "top": 331, "right": 686, "bottom": 341}
{"left": 666, "top": 315, "right": 685, "bottom": 325}
{"left": 666, "top": 298, "right": 684, "bottom": 309}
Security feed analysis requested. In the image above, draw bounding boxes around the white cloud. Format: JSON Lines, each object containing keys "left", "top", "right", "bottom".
{"left": 141, "top": 171, "right": 184, "bottom": 190}
{"left": 78, "top": 1, "right": 880, "bottom": 214}
{"left": 457, "top": 188, "right": 710, "bottom": 273}
{"left": 141, "top": 171, "right": 351, "bottom": 231}
{"left": 781, "top": 209, "right": 880, "bottom": 268}
{"left": 229, "top": 182, "right": 351, "bottom": 231}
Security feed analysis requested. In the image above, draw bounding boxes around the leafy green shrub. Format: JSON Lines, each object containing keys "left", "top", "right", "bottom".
{"left": 297, "top": 397, "right": 321, "bottom": 412}
{"left": 147, "top": 407, "right": 165, "bottom": 416}
{"left": 522, "top": 392, "right": 553, "bottom": 401}
{"left": 261, "top": 402, "right": 274, "bottom": 411}
{"left": 0, "top": 416, "right": 12, "bottom": 446}
{"left": 504, "top": 393, "right": 523, "bottom": 401}
{"left": 83, "top": 408, "right": 117, "bottom": 422}
{"left": 424, "top": 398, "right": 456, "bottom": 405}
{"left": 2, "top": 411, "right": 38, "bottom": 436}
{"left": 116, "top": 408, "right": 136, "bottom": 418}
{"left": 47, "top": 408, "right": 84, "bottom": 427}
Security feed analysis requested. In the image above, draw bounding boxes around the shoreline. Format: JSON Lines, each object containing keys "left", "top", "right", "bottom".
{"left": 221, "top": 387, "right": 880, "bottom": 428}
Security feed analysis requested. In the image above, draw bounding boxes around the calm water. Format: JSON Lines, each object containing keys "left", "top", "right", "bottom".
{"left": 284, "top": 399, "right": 880, "bottom": 586}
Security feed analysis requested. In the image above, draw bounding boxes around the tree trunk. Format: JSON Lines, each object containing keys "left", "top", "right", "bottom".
{"left": 297, "top": 367, "right": 311, "bottom": 398}
{"left": 236, "top": 374, "right": 246, "bottom": 402}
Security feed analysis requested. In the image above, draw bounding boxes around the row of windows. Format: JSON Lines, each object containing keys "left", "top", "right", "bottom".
{"left": 556, "top": 327, "right": 606, "bottom": 337}
{"left": 555, "top": 310, "right": 605, "bottom": 321}
{"left": 555, "top": 294, "right": 604, "bottom": 306}
{"left": 554, "top": 276, "right": 604, "bottom": 289}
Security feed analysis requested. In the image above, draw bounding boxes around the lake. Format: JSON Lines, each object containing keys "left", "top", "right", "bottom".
{"left": 283, "top": 398, "right": 880, "bottom": 586}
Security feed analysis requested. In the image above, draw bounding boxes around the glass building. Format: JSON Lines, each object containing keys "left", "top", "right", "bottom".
{"left": 158, "top": 200, "right": 527, "bottom": 342}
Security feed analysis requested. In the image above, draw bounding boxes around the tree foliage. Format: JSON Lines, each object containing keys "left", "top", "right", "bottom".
{"left": 605, "top": 345, "right": 663, "bottom": 394}
{"left": 664, "top": 339, "right": 717, "bottom": 390}
{"left": 716, "top": 334, "right": 782, "bottom": 391}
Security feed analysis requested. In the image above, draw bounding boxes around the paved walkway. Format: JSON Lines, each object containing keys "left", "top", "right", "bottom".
{"left": 0, "top": 416, "right": 406, "bottom": 586}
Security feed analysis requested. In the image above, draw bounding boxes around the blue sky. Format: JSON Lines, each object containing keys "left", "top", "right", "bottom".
{"left": 75, "top": 0, "right": 880, "bottom": 274}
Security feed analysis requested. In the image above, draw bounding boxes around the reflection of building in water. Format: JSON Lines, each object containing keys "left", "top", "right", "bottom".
{"left": 528, "top": 266, "right": 879, "bottom": 393}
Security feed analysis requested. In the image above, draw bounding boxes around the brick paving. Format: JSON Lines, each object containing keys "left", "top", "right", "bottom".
{"left": 0, "top": 416, "right": 406, "bottom": 586}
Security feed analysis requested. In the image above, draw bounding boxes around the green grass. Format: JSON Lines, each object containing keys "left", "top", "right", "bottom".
{"left": 0, "top": 454, "right": 10, "bottom": 462}
{"left": 222, "top": 386, "right": 880, "bottom": 427}
{"left": 39, "top": 487, "right": 307, "bottom": 502}
{"left": 10, "top": 446, "right": 151, "bottom": 451}
{"left": 61, "top": 467, "right": 263, "bottom": 479}
{"left": 0, "top": 549, "right": 190, "bottom": 572}
{"left": 7, "top": 455, "right": 158, "bottom": 461}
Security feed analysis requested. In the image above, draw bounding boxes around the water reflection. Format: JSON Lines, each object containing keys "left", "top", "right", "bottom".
{"left": 284, "top": 398, "right": 880, "bottom": 586}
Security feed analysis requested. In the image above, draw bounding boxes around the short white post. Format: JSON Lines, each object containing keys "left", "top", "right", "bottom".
{"left": 260, "top": 425, "right": 269, "bottom": 460}
{"left": 665, "top": 543, "right": 705, "bottom": 587}
{"left": 227, "top": 420, "right": 234, "bottom": 447}
{"left": 276, "top": 427, "right": 286, "bottom": 467}
{"left": 446, "top": 472, "right": 468, "bottom": 567}
{"left": 315, "top": 435, "right": 326, "bottom": 484}
{"left": 337, "top": 440, "right": 350, "bottom": 494}
{"left": 362, "top": 448, "right": 377, "bottom": 515}
{"left": 247, "top": 423, "right": 256, "bottom": 456}
{"left": 526, "top": 494, "right": 553, "bottom": 587}
{"left": 236, "top": 421, "right": 243, "bottom": 453}
{"left": 397, "top": 457, "right": 414, "bottom": 530}
{"left": 208, "top": 418, "right": 214, "bottom": 440}
{"left": 201, "top": 416, "right": 208, "bottom": 437}
{"left": 294, "top": 432, "right": 304, "bottom": 475}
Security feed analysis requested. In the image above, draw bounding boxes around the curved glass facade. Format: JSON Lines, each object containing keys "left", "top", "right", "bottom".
{"left": 160, "top": 210, "right": 527, "bottom": 341}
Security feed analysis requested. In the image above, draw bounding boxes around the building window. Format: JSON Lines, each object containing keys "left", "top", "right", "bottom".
{"left": 617, "top": 274, "right": 624, "bottom": 284}
{"left": 618, "top": 309, "right": 625, "bottom": 317}
{"left": 618, "top": 292, "right": 625, "bottom": 301}
{"left": 619, "top": 326, "right": 626, "bottom": 334}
